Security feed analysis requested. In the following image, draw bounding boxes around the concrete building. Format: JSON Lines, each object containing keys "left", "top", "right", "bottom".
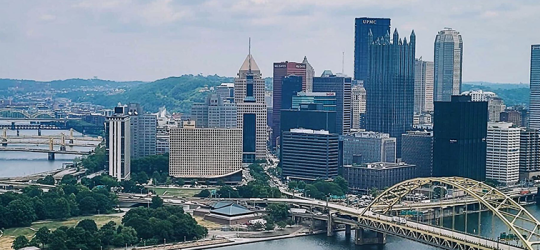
{"left": 169, "top": 121, "right": 242, "bottom": 180}
{"left": 313, "top": 72, "right": 352, "bottom": 135}
{"left": 281, "top": 129, "right": 339, "bottom": 181}
{"left": 461, "top": 90, "right": 497, "bottom": 102}
{"left": 343, "top": 162, "right": 416, "bottom": 192}
{"left": 434, "top": 28, "right": 463, "bottom": 102}
{"left": 500, "top": 110, "right": 523, "bottom": 128}
{"left": 302, "top": 56, "right": 315, "bottom": 92}
{"left": 292, "top": 91, "right": 337, "bottom": 111}
{"left": 105, "top": 106, "right": 131, "bottom": 181}
{"left": 341, "top": 131, "right": 396, "bottom": 165}
{"left": 401, "top": 131, "right": 433, "bottom": 177}
{"left": 215, "top": 83, "right": 235, "bottom": 103}
{"left": 462, "top": 90, "right": 505, "bottom": 122}
{"left": 519, "top": 129, "right": 540, "bottom": 180}
{"left": 191, "top": 92, "right": 237, "bottom": 129}
{"left": 127, "top": 103, "right": 157, "bottom": 159}
{"left": 530, "top": 45, "right": 540, "bottom": 130}
{"left": 414, "top": 58, "right": 434, "bottom": 113}
{"left": 486, "top": 122, "right": 520, "bottom": 185}
{"left": 351, "top": 85, "right": 365, "bottom": 130}
{"left": 234, "top": 52, "right": 267, "bottom": 162}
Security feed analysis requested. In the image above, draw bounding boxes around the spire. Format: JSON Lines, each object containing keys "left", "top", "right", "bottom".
{"left": 248, "top": 37, "right": 252, "bottom": 74}
{"left": 384, "top": 30, "right": 390, "bottom": 44}
{"left": 403, "top": 37, "right": 408, "bottom": 45}
{"left": 410, "top": 30, "right": 416, "bottom": 45}
{"left": 393, "top": 28, "right": 399, "bottom": 44}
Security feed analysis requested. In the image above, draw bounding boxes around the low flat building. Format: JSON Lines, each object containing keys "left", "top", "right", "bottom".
{"left": 341, "top": 131, "right": 396, "bottom": 165}
{"left": 193, "top": 201, "right": 260, "bottom": 226}
{"left": 342, "top": 162, "right": 416, "bottom": 192}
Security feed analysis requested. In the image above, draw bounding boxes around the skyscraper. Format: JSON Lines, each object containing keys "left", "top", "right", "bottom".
{"left": 519, "top": 128, "right": 540, "bottom": 180}
{"left": 341, "top": 131, "right": 396, "bottom": 165}
{"left": 486, "top": 122, "right": 520, "bottom": 186}
{"left": 234, "top": 49, "right": 267, "bottom": 162}
{"left": 105, "top": 105, "right": 131, "bottom": 181}
{"left": 351, "top": 85, "right": 363, "bottom": 129}
{"left": 529, "top": 45, "right": 540, "bottom": 129}
{"left": 272, "top": 61, "right": 306, "bottom": 148}
{"left": 313, "top": 73, "right": 352, "bottom": 135}
{"left": 302, "top": 56, "right": 315, "bottom": 92}
{"left": 127, "top": 103, "right": 157, "bottom": 159}
{"left": 191, "top": 92, "right": 237, "bottom": 129}
{"left": 414, "top": 58, "right": 434, "bottom": 113}
{"left": 365, "top": 29, "right": 415, "bottom": 156}
{"left": 433, "top": 95, "right": 487, "bottom": 181}
{"left": 434, "top": 28, "right": 463, "bottom": 102}
{"left": 354, "top": 17, "right": 391, "bottom": 82}
{"left": 401, "top": 131, "right": 433, "bottom": 178}
{"left": 292, "top": 92, "right": 337, "bottom": 111}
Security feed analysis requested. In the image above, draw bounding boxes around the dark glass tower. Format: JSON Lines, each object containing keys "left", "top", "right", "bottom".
{"left": 354, "top": 17, "right": 391, "bottom": 82}
{"left": 313, "top": 74, "right": 351, "bottom": 135}
{"left": 365, "top": 29, "right": 415, "bottom": 157}
{"left": 433, "top": 95, "right": 488, "bottom": 181}
{"left": 281, "top": 75, "right": 303, "bottom": 112}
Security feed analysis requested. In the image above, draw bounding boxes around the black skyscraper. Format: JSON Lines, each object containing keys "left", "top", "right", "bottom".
{"left": 365, "top": 29, "right": 415, "bottom": 157}
{"left": 281, "top": 75, "right": 303, "bottom": 111}
{"left": 313, "top": 74, "right": 351, "bottom": 135}
{"left": 433, "top": 95, "right": 488, "bottom": 181}
{"left": 354, "top": 17, "right": 391, "bottom": 82}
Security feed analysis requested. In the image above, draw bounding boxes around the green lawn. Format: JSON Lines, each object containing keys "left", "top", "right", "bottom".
{"left": 149, "top": 187, "right": 215, "bottom": 197}
{"left": 0, "top": 214, "right": 123, "bottom": 249}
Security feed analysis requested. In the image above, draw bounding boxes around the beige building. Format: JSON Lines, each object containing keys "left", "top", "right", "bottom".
{"left": 351, "top": 85, "right": 366, "bottom": 129}
{"left": 414, "top": 58, "right": 434, "bottom": 113}
{"left": 169, "top": 121, "right": 243, "bottom": 178}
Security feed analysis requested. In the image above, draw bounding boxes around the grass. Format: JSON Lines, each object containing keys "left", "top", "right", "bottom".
{"left": 193, "top": 216, "right": 222, "bottom": 230}
{"left": 149, "top": 187, "right": 215, "bottom": 198}
{"left": 0, "top": 214, "right": 123, "bottom": 249}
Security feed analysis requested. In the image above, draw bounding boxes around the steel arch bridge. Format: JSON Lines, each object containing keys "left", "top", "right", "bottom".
{"left": 361, "top": 177, "right": 540, "bottom": 250}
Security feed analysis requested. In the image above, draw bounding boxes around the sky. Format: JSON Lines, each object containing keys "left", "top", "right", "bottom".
{"left": 0, "top": 0, "right": 539, "bottom": 83}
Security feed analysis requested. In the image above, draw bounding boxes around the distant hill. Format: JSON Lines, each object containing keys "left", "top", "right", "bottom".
{"left": 462, "top": 82, "right": 529, "bottom": 107}
{"left": 464, "top": 81, "right": 529, "bottom": 90}
{"left": 0, "top": 78, "right": 144, "bottom": 90}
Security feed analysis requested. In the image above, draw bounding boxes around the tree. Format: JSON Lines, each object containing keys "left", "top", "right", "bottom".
{"left": 267, "top": 203, "right": 289, "bottom": 221}
{"left": 276, "top": 220, "right": 287, "bottom": 230}
{"left": 265, "top": 220, "right": 275, "bottom": 231}
{"left": 76, "top": 219, "right": 98, "bottom": 233}
{"left": 217, "top": 186, "right": 239, "bottom": 198}
{"left": 151, "top": 196, "right": 163, "bottom": 209}
{"left": 175, "top": 178, "right": 185, "bottom": 186}
{"left": 297, "top": 181, "right": 306, "bottom": 189}
{"left": 78, "top": 196, "right": 98, "bottom": 214}
{"left": 34, "top": 226, "right": 51, "bottom": 248}
{"left": 48, "top": 197, "right": 71, "bottom": 220}
{"left": 288, "top": 181, "right": 298, "bottom": 190}
{"left": 12, "top": 236, "right": 29, "bottom": 249}
{"left": 250, "top": 221, "right": 264, "bottom": 231}
{"left": 7, "top": 200, "right": 36, "bottom": 226}
{"left": 195, "top": 189, "right": 211, "bottom": 198}
{"left": 37, "top": 175, "right": 55, "bottom": 185}
{"left": 333, "top": 176, "right": 348, "bottom": 194}
{"left": 60, "top": 175, "right": 77, "bottom": 185}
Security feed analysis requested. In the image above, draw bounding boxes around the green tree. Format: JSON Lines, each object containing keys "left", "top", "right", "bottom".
{"left": 333, "top": 176, "right": 348, "bottom": 194}
{"left": 37, "top": 175, "right": 55, "bottom": 185}
{"left": 7, "top": 200, "right": 36, "bottom": 226}
{"left": 48, "top": 197, "right": 71, "bottom": 220}
{"left": 276, "top": 220, "right": 287, "bottom": 230}
{"left": 195, "top": 189, "right": 211, "bottom": 198}
{"left": 12, "top": 235, "right": 29, "bottom": 249}
{"left": 175, "top": 178, "right": 185, "bottom": 186}
{"left": 297, "top": 181, "right": 306, "bottom": 189}
{"left": 78, "top": 196, "right": 98, "bottom": 214}
{"left": 265, "top": 220, "right": 275, "bottom": 231}
{"left": 60, "top": 175, "right": 77, "bottom": 185}
{"left": 267, "top": 203, "right": 289, "bottom": 221}
{"left": 34, "top": 226, "right": 51, "bottom": 248}
{"left": 217, "top": 186, "right": 239, "bottom": 198}
{"left": 76, "top": 219, "right": 98, "bottom": 233}
{"left": 151, "top": 196, "right": 163, "bottom": 209}
{"left": 288, "top": 181, "right": 298, "bottom": 190}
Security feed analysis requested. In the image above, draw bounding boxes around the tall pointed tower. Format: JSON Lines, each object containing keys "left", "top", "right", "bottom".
{"left": 234, "top": 40, "right": 267, "bottom": 162}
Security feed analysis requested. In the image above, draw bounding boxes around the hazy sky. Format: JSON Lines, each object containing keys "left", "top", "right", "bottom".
{"left": 0, "top": 0, "right": 539, "bottom": 83}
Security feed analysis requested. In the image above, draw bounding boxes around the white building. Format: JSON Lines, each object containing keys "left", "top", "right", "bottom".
{"left": 106, "top": 106, "right": 131, "bottom": 181}
{"left": 461, "top": 90, "right": 496, "bottom": 102}
{"left": 414, "top": 58, "right": 434, "bottom": 113}
{"left": 169, "top": 121, "right": 243, "bottom": 178}
{"left": 351, "top": 85, "right": 365, "bottom": 129}
{"left": 486, "top": 122, "right": 520, "bottom": 185}
{"left": 462, "top": 90, "right": 506, "bottom": 122}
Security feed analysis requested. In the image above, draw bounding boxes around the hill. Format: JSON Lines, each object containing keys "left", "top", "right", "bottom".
{"left": 462, "top": 83, "right": 529, "bottom": 106}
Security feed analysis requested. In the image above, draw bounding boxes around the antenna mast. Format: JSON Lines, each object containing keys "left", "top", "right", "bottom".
{"left": 342, "top": 52, "right": 345, "bottom": 74}
{"left": 248, "top": 37, "right": 252, "bottom": 74}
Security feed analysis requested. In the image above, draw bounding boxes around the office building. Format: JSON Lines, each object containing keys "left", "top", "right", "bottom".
{"left": 302, "top": 56, "right": 315, "bottom": 92}
{"left": 530, "top": 45, "right": 540, "bottom": 129}
{"left": 500, "top": 110, "right": 522, "bottom": 128}
{"left": 434, "top": 28, "right": 463, "bottom": 102}
{"left": 354, "top": 17, "right": 391, "bottom": 82}
{"left": 414, "top": 58, "right": 434, "bottom": 113}
{"left": 488, "top": 97, "right": 506, "bottom": 122}
{"left": 281, "top": 129, "right": 339, "bottom": 181}
{"left": 127, "top": 103, "right": 157, "bottom": 159}
{"left": 191, "top": 92, "right": 237, "bottom": 129}
{"left": 169, "top": 121, "right": 243, "bottom": 181}
{"left": 486, "top": 122, "right": 520, "bottom": 185}
{"left": 433, "top": 95, "right": 487, "bottom": 181}
{"left": 292, "top": 92, "right": 337, "bottom": 111}
{"left": 105, "top": 105, "right": 131, "bottom": 181}
{"left": 215, "top": 83, "right": 235, "bottom": 103}
{"left": 519, "top": 129, "right": 540, "bottom": 180}
{"left": 234, "top": 51, "right": 267, "bottom": 162}
{"left": 461, "top": 90, "right": 496, "bottom": 102}
{"left": 351, "top": 85, "right": 365, "bottom": 129}
{"left": 401, "top": 131, "right": 433, "bottom": 177}
{"left": 341, "top": 131, "right": 396, "bottom": 165}
{"left": 313, "top": 72, "right": 352, "bottom": 135}
{"left": 343, "top": 162, "right": 416, "bottom": 192}
{"left": 365, "top": 29, "right": 415, "bottom": 157}
{"left": 280, "top": 104, "right": 337, "bottom": 149}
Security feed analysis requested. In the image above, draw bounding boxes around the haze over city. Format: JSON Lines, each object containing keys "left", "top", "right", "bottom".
{"left": 0, "top": 0, "right": 539, "bottom": 83}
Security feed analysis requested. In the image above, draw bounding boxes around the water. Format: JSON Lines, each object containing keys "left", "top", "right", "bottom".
{"left": 0, "top": 128, "right": 95, "bottom": 177}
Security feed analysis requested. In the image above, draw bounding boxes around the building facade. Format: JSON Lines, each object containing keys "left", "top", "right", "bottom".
{"left": 302, "top": 56, "right": 315, "bottom": 92}
{"left": 354, "top": 17, "right": 391, "bottom": 82}
{"left": 530, "top": 45, "right": 540, "bottom": 130}
{"left": 414, "top": 58, "right": 434, "bottom": 113}
{"left": 313, "top": 73, "right": 352, "bottom": 135}
{"left": 292, "top": 92, "right": 337, "bottom": 111}
{"left": 281, "top": 129, "right": 339, "bottom": 181}
{"left": 351, "top": 85, "right": 365, "bottom": 129}
{"left": 434, "top": 28, "right": 463, "bottom": 102}
{"left": 365, "top": 29, "right": 415, "bottom": 157}
{"left": 500, "top": 110, "right": 522, "bottom": 128}
{"left": 169, "top": 121, "right": 243, "bottom": 179}
{"left": 234, "top": 53, "right": 267, "bottom": 162}
{"left": 486, "top": 122, "right": 520, "bottom": 185}
{"left": 433, "top": 95, "right": 487, "bottom": 181}
{"left": 215, "top": 83, "right": 235, "bottom": 103}
{"left": 519, "top": 129, "right": 540, "bottom": 180}
{"left": 401, "top": 131, "right": 433, "bottom": 178}
{"left": 105, "top": 106, "right": 131, "bottom": 181}
{"left": 191, "top": 92, "right": 237, "bottom": 129}
{"left": 488, "top": 97, "right": 506, "bottom": 122}
{"left": 127, "top": 103, "right": 157, "bottom": 159}
{"left": 341, "top": 131, "right": 396, "bottom": 165}
{"left": 343, "top": 162, "right": 416, "bottom": 192}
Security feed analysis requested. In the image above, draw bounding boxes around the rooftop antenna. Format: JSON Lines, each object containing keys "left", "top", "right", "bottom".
{"left": 248, "top": 37, "right": 252, "bottom": 74}
{"left": 342, "top": 52, "right": 345, "bottom": 74}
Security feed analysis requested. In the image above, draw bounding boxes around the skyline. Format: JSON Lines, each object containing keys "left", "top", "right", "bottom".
{"left": 0, "top": 1, "right": 539, "bottom": 83}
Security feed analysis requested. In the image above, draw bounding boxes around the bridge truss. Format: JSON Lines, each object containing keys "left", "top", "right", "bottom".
{"left": 361, "top": 177, "right": 540, "bottom": 250}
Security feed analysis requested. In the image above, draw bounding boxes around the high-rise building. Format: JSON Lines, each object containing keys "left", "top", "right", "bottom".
{"left": 351, "top": 85, "right": 364, "bottom": 129}
{"left": 105, "top": 106, "right": 131, "bottom": 181}
{"left": 169, "top": 121, "right": 243, "bottom": 181}
{"left": 281, "top": 76, "right": 303, "bottom": 111}
{"left": 414, "top": 58, "right": 434, "bottom": 113}
{"left": 313, "top": 72, "right": 352, "bottom": 135}
{"left": 486, "top": 122, "right": 520, "bottom": 185}
{"left": 433, "top": 95, "right": 487, "bottom": 181}
{"left": 500, "top": 110, "right": 522, "bottom": 128}
{"left": 281, "top": 104, "right": 337, "bottom": 135}
{"left": 302, "top": 56, "right": 315, "bottom": 92}
{"left": 434, "top": 28, "right": 463, "bottom": 102}
{"left": 292, "top": 92, "right": 337, "bottom": 111}
{"left": 272, "top": 61, "right": 307, "bottom": 148}
{"left": 529, "top": 45, "right": 540, "bottom": 129}
{"left": 365, "top": 29, "right": 415, "bottom": 157}
{"left": 341, "top": 131, "right": 396, "bottom": 165}
{"left": 281, "top": 129, "right": 339, "bottom": 181}
{"left": 191, "top": 92, "right": 237, "bottom": 129}
{"left": 354, "top": 17, "right": 391, "bottom": 82}
{"left": 234, "top": 51, "right": 267, "bottom": 162}
{"left": 127, "top": 103, "right": 157, "bottom": 159}
{"left": 488, "top": 97, "right": 506, "bottom": 122}
{"left": 215, "top": 83, "right": 235, "bottom": 103}
{"left": 461, "top": 90, "right": 496, "bottom": 101}
{"left": 519, "top": 129, "right": 540, "bottom": 180}
{"left": 343, "top": 162, "right": 416, "bottom": 192}
{"left": 401, "top": 131, "right": 433, "bottom": 178}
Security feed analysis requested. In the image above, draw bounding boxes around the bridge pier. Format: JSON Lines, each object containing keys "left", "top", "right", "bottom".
{"left": 38, "top": 128, "right": 42, "bottom": 136}
{"left": 1, "top": 139, "right": 6, "bottom": 147}
{"left": 345, "top": 224, "right": 351, "bottom": 236}
{"left": 16, "top": 129, "right": 19, "bottom": 136}
{"left": 60, "top": 145, "right": 66, "bottom": 151}
{"left": 47, "top": 152, "right": 55, "bottom": 161}
{"left": 11, "top": 122, "right": 15, "bottom": 130}
{"left": 354, "top": 228, "right": 386, "bottom": 246}
{"left": 326, "top": 212, "right": 333, "bottom": 237}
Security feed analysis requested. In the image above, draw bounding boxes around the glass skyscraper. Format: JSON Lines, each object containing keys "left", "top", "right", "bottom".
{"left": 364, "top": 29, "right": 415, "bottom": 157}
{"left": 354, "top": 17, "right": 391, "bottom": 82}
{"left": 434, "top": 28, "right": 463, "bottom": 102}
{"left": 313, "top": 74, "right": 352, "bottom": 135}
{"left": 530, "top": 45, "right": 540, "bottom": 130}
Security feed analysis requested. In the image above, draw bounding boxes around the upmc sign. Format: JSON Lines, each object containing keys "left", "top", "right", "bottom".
{"left": 363, "top": 20, "right": 377, "bottom": 24}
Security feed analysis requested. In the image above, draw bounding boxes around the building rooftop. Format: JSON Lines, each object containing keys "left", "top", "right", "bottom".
{"left": 290, "top": 128, "right": 329, "bottom": 135}
{"left": 345, "top": 131, "right": 392, "bottom": 139}
{"left": 211, "top": 203, "right": 254, "bottom": 217}
{"left": 296, "top": 91, "right": 336, "bottom": 97}
{"left": 345, "top": 162, "right": 415, "bottom": 170}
